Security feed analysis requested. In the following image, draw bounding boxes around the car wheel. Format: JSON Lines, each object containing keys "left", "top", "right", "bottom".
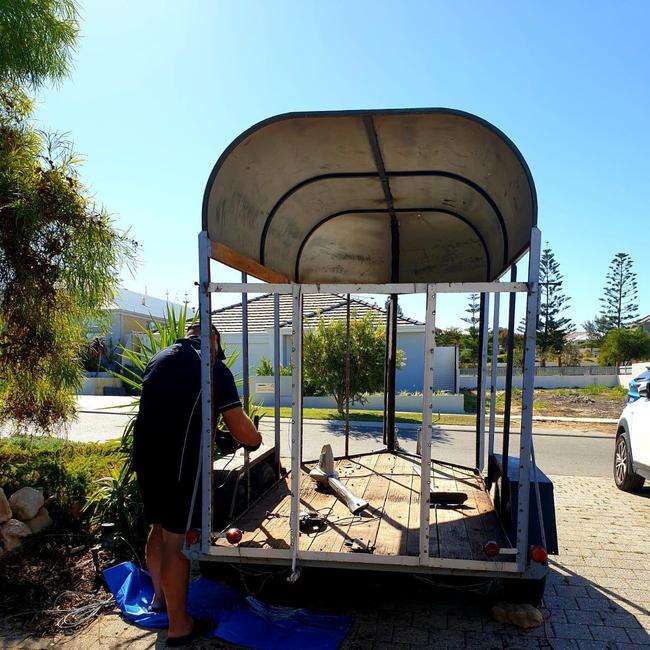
{"left": 614, "top": 433, "right": 645, "bottom": 492}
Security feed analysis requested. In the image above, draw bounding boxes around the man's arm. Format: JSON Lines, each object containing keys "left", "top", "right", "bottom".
{"left": 222, "top": 407, "right": 262, "bottom": 449}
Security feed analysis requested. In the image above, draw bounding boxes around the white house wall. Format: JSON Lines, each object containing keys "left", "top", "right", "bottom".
{"left": 222, "top": 330, "right": 457, "bottom": 395}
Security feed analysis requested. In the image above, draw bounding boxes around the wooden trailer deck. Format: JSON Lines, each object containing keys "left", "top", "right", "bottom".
{"left": 214, "top": 451, "right": 510, "bottom": 561}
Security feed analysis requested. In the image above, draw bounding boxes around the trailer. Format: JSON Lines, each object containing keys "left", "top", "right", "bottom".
{"left": 188, "top": 108, "right": 557, "bottom": 603}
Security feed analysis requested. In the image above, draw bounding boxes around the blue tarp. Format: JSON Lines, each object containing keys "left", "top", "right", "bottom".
{"left": 104, "top": 562, "right": 353, "bottom": 650}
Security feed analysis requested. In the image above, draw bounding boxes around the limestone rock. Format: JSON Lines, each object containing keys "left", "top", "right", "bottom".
{"left": 25, "top": 507, "right": 53, "bottom": 535}
{"left": 8, "top": 487, "right": 44, "bottom": 521}
{"left": 0, "top": 518, "right": 31, "bottom": 553}
{"left": 0, "top": 489, "right": 11, "bottom": 524}
{"left": 491, "top": 601, "right": 543, "bottom": 629}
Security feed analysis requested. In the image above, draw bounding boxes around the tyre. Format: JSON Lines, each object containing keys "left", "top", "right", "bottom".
{"left": 502, "top": 576, "right": 547, "bottom": 607}
{"left": 614, "top": 433, "right": 645, "bottom": 492}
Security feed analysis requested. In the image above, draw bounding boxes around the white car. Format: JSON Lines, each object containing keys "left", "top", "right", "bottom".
{"left": 615, "top": 383, "right": 650, "bottom": 491}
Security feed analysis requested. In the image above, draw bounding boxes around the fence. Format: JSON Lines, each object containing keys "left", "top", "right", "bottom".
{"left": 459, "top": 365, "right": 619, "bottom": 376}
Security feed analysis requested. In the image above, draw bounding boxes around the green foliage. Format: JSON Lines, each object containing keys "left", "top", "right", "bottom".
{"left": 255, "top": 356, "right": 292, "bottom": 376}
{"left": 537, "top": 246, "right": 574, "bottom": 365}
{"left": 0, "top": 436, "right": 121, "bottom": 528}
{"left": 303, "top": 311, "right": 405, "bottom": 414}
{"left": 437, "top": 327, "right": 464, "bottom": 347}
{"left": 598, "top": 327, "right": 650, "bottom": 367}
{"left": 598, "top": 253, "right": 639, "bottom": 331}
{"left": 0, "top": 0, "right": 79, "bottom": 88}
{"left": 0, "top": 7, "right": 135, "bottom": 431}
{"left": 114, "top": 303, "right": 197, "bottom": 395}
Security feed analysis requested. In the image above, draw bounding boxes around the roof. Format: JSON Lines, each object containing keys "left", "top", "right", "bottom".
{"left": 203, "top": 108, "right": 537, "bottom": 284}
{"left": 108, "top": 288, "right": 189, "bottom": 320}
{"left": 566, "top": 331, "right": 589, "bottom": 343}
{"left": 211, "top": 293, "right": 422, "bottom": 333}
{"left": 638, "top": 314, "right": 650, "bottom": 324}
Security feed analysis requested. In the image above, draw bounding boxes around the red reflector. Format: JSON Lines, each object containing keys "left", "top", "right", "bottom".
{"left": 185, "top": 529, "right": 200, "bottom": 545}
{"left": 483, "top": 540, "right": 499, "bottom": 557}
{"left": 530, "top": 545, "right": 548, "bottom": 563}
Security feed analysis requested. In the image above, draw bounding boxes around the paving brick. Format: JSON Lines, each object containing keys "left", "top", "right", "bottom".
{"left": 625, "top": 627, "right": 650, "bottom": 645}
{"left": 426, "top": 629, "right": 466, "bottom": 647}
{"left": 551, "top": 623, "right": 594, "bottom": 640}
{"left": 393, "top": 626, "right": 428, "bottom": 645}
{"left": 588, "top": 625, "right": 630, "bottom": 642}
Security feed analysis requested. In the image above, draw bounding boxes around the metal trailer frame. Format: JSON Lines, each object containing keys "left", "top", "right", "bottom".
{"left": 191, "top": 226, "right": 545, "bottom": 581}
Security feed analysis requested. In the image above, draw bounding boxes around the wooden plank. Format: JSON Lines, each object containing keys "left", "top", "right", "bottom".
{"left": 307, "top": 455, "right": 380, "bottom": 554}
{"left": 373, "top": 454, "right": 415, "bottom": 556}
{"left": 469, "top": 472, "right": 511, "bottom": 550}
{"left": 405, "top": 455, "right": 422, "bottom": 557}
{"left": 213, "top": 477, "right": 290, "bottom": 547}
{"left": 456, "top": 472, "right": 491, "bottom": 561}
{"left": 210, "top": 240, "right": 289, "bottom": 284}
{"left": 336, "top": 453, "right": 397, "bottom": 555}
{"left": 430, "top": 463, "right": 473, "bottom": 560}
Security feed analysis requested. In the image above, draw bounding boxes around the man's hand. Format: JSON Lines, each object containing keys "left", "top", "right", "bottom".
{"left": 222, "top": 407, "right": 262, "bottom": 450}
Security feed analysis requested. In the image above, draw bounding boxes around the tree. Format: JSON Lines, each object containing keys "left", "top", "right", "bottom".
{"left": 0, "top": 2, "right": 135, "bottom": 430}
{"left": 598, "top": 328, "right": 650, "bottom": 368}
{"left": 0, "top": 1, "right": 79, "bottom": 89}
{"left": 598, "top": 253, "right": 639, "bottom": 331}
{"left": 536, "top": 246, "right": 574, "bottom": 366}
{"left": 461, "top": 294, "right": 480, "bottom": 361}
{"left": 303, "top": 312, "right": 405, "bottom": 413}
{"left": 437, "top": 327, "right": 464, "bottom": 347}
{"left": 582, "top": 316, "right": 609, "bottom": 348}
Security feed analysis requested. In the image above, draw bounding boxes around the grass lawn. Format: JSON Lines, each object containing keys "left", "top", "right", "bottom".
{"left": 256, "top": 406, "right": 476, "bottom": 426}
{"left": 256, "top": 384, "right": 626, "bottom": 425}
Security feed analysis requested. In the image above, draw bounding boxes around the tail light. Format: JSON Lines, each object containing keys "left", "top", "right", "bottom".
{"left": 185, "top": 528, "right": 200, "bottom": 545}
{"left": 530, "top": 545, "right": 548, "bottom": 563}
{"left": 483, "top": 540, "right": 500, "bottom": 557}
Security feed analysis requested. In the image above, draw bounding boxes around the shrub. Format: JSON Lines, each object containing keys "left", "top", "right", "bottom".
{"left": 255, "top": 356, "right": 292, "bottom": 376}
{"left": 0, "top": 437, "right": 122, "bottom": 528}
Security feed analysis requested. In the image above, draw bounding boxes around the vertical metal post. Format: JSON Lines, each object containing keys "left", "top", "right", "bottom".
{"left": 488, "top": 292, "right": 500, "bottom": 459}
{"left": 273, "top": 292, "right": 281, "bottom": 475}
{"left": 344, "top": 294, "right": 351, "bottom": 458}
{"left": 241, "top": 272, "right": 249, "bottom": 414}
{"left": 382, "top": 305, "right": 389, "bottom": 447}
{"left": 198, "top": 232, "right": 213, "bottom": 553}
{"left": 501, "top": 265, "right": 517, "bottom": 486}
{"left": 384, "top": 294, "right": 398, "bottom": 452}
{"left": 516, "top": 228, "right": 541, "bottom": 571}
{"left": 476, "top": 293, "right": 490, "bottom": 471}
{"left": 289, "top": 284, "right": 303, "bottom": 579}
{"left": 419, "top": 286, "right": 436, "bottom": 561}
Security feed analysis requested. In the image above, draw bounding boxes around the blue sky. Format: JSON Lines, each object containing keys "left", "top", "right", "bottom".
{"left": 36, "top": 0, "right": 650, "bottom": 328}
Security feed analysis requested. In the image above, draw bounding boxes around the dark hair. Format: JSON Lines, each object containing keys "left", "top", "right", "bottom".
{"left": 186, "top": 323, "right": 218, "bottom": 337}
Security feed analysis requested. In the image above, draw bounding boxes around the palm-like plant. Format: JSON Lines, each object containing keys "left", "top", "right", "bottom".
{"left": 85, "top": 304, "right": 261, "bottom": 542}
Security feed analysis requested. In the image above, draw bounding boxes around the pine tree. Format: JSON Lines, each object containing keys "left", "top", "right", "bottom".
{"left": 461, "top": 294, "right": 481, "bottom": 361}
{"left": 598, "top": 253, "right": 639, "bottom": 330}
{"left": 537, "top": 246, "right": 574, "bottom": 366}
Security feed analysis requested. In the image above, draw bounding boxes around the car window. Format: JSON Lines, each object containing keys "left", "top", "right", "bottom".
{"left": 633, "top": 371, "right": 650, "bottom": 382}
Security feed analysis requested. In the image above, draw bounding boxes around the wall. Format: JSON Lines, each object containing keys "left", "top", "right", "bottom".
{"left": 618, "top": 361, "right": 650, "bottom": 387}
{"left": 80, "top": 373, "right": 123, "bottom": 396}
{"left": 226, "top": 327, "right": 457, "bottom": 395}
{"left": 460, "top": 373, "right": 618, "bottom": 390}
{"left": 251, "top": 377, "right": 464, "bottom": 413}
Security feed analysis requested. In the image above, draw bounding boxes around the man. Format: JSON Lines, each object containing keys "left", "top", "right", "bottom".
{"left": 133, "top": 323, "right": 261, "bottom": 646}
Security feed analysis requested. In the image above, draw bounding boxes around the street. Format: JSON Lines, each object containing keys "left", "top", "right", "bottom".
{"left": 60, "top": 409, "right": 616, "bottom": 478}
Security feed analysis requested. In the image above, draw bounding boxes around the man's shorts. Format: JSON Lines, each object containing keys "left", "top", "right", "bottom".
{"left": 134, "top": 435, "right": 202, "bottom": 535}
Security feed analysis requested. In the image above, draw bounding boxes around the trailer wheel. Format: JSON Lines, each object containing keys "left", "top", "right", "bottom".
{"left": 614, "top": 433, "right": 645, "bottom": 492}
{"left": 502, "top": 575, "right": 547, "bottom": 607}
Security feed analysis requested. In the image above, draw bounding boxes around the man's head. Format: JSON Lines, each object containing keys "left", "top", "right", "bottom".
{"left": 186, "top": 323, "right": 226, "bottom": 360}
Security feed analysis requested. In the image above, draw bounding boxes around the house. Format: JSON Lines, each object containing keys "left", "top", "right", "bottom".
{"left": 212, "top": 293, "right": 458, "bottom": 393}
{"left": 89, "top": 288, "right": 192, "bottom": 358}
